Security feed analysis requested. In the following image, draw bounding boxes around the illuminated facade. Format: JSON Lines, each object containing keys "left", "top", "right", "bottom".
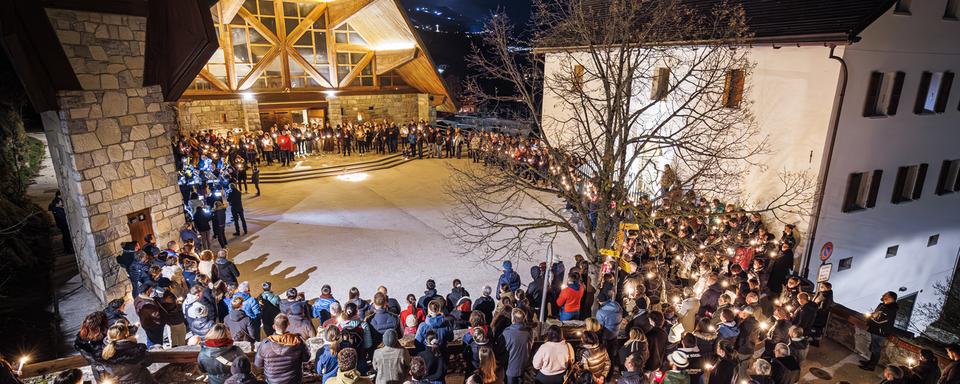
{"left": 180, "top": 0, "right": 454, "bottom": 129}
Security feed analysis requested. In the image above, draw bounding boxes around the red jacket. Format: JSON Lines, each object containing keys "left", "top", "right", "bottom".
{"left": 277, "top": 134, "right": 294, "bottom": 151}
{"left": 556, "top": 284, "right": 584, "bottom": 313}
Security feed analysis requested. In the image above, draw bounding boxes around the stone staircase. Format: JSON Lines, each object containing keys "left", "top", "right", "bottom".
{"left": 257, "top": 153, "right": 413, "bottom": 183}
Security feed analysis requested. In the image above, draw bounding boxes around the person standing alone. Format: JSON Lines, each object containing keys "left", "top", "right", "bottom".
{"left": 227, "top": 184, "right": 247, "bottom": 236}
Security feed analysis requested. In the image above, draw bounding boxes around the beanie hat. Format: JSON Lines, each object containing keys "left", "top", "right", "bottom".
{"left": 668, "top": 351, "right": 689, "bottom": 369}
{"left": 262, "top": 282, "right": 272, "bottom": 291}
{"left": 383, "top": 329, "right": 399, "bottom": 348}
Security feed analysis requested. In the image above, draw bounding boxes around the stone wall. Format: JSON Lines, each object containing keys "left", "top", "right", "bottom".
{"left": 327, "top": 93, "right": 433, "bottom": 125}
{"left": 176, "top": 98, "right": 262, "bottom": 134}
{"left": 41, "top": 9, "right": 185, "bottom": 302}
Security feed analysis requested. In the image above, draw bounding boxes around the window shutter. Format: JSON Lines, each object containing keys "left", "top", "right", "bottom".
{"left": 867, "top": 169, "right": 883, "bottom": 207}
{"left": 842, "top": 173, "right": 862, "bottom": 212}
{"left": 935, "top": 72, "right": 954, "bottom": 113}
{"left": 888, "top": 72, "right": 906, "bottom": 115}
{"left": 892, "top": 167, "right": 908, "bottom": 204}
{"left": 864, "top": 72, "right": 883, "bottom": 116}
{"left": 731, "top": 70, "right": 745, "bottom": 107}
{"left": 915, "top": 72, "right": 932, "bottom": 114}
{"left": 722, "top": 71, "right": 733, "bottom": 107}
{"left": 936, "top": 160, "right": 951, "bottom": 195}
{"left": 913, "top": 163, "right": 928, "bottom": 199}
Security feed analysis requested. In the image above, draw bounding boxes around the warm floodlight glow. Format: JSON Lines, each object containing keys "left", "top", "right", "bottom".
{"left": 323, "top": 90, "right": 340, "bottom": 99}
{"left": 240, "top": 92, "right": 255, "bottom": 101}
{"left": 374, "top": 41, "right": 416, "bottom": 51}
{"left": 337, "top": 173, "right": 368, "bottom": 182}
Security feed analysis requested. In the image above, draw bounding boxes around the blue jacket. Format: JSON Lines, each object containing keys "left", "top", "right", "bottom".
{"left": 314, "top": 345, "right": 338, "bottom": 383}
{"left": 230, "top": 292, "right": 262, "bottom": 320}
{"left": 311, "top": 294, "right": 337, "bottom": 320}
{"left": 500, "top": 324, "right": 532, "bottom": 377}
{"left": 718, "top": 321, "right": 740, "bottom": 340}
{"left": 370, "top": 308, "right": 400, "bottom": 336}
{"left": 596, "top": 301, "right": 623, "bottom": 341}
{"left": 497, "top": 261, "right": 521, "bottom": 298}
{"left": 415, "top": 315, "right": 452, "bottom": 350}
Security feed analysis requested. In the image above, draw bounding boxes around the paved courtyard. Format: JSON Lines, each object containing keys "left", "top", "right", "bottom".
{"left": 226, "top": 159, "right": 584, "bottom": 301}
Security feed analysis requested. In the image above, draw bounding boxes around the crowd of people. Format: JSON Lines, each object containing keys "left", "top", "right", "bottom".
{"left": 4, "top": 119, "right": 959, "bottom": 384}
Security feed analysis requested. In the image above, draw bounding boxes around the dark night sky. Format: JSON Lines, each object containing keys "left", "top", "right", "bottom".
{"left": 400, "top": 0, "right": 533, "bottom": 31}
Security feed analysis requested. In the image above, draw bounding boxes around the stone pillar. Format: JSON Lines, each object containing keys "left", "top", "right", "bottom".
{"left": 328, "top": 98, "right": 343, "bottom": 126}
{"left": 41, "top": 8, "right": 185, "bottom": 303}
{"left": 176, "top": 99, "right": 262, "bottom": 134}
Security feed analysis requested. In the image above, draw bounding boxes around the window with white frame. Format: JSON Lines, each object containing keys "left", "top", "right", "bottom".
{"left": 892, "top": 163, "right": 928, "bottom": 204}
{"left": 915, "top": 71, "right": 955, "bottom": 114}
{"left": 864, "top": 71, "right": 905, "bottom": 117}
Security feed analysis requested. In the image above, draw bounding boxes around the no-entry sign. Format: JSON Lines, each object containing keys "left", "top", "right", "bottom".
{"left": 820, "top": 242, "right": 834, "bottom": 262}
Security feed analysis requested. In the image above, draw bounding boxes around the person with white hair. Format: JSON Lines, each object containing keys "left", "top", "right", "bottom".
{"left": 473, "top": 285, "right": 496, "bottom": 322}
{"left": 750, "top": 358, "right": 774, "bottom": 384}
{"left": 771, "top": 342, "right": 800, "bottom": 384}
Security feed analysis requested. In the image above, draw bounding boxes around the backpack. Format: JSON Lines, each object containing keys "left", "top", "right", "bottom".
{"left": 340, "top": 325, "right": 366, "bottom": 354}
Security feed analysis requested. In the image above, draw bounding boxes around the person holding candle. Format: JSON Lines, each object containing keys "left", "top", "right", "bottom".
{"left": 861, "top": 291, "right": 899, "bottom": 371}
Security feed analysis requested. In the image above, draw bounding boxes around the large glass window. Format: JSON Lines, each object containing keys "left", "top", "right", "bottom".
{"left": 337, "top": 52, "right": 368, "bottom": 84}
{"left": 334, "top": 23, "right": 367, "bottom": 45}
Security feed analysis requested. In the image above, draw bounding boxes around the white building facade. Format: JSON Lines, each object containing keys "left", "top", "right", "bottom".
{"left": 539, "top": 0, "right": 960, "bottom": 332}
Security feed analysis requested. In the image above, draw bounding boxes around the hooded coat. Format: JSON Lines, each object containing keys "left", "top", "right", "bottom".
{"left": 214, "top": 258, "right": 241, "bottom": 285}
{"left": 75, "top": 333, "right": 107, "bottom": 380}
{"left": 282, "top": 300, "right": 316, "bottom": 340}
{"left": 446, "top": 286, "right": 470, "bottom": 313}
{"left": 372, "top": 329, "right": 410, "bottom": 384}
{"left": 198, "top": 341, "right": 246, "bottom": 384}
{"left": 526, "top": 266, "right": 544, "bottom": 310}
{"left": 414, "top": 315, "right": 452, "bottom": 351}
{"left": 185, "top": 294, "right": 216, "bottom": 337}
{"left": 556, "top": 282, "right": 583, "bottom": 314}
{"left": 225, "top": 309, "right": 258, "bottom": 342}
{"left": 497, "top": 261, "right": 522, "bottom": 298}
{"left": 255, "top": 333, "right": 310, "bottom": 384}
{"left": 370, "top": 307, "right": 400, "bottom": 338}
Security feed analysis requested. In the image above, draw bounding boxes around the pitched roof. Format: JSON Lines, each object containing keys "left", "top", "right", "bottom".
{"left": 541, "top": 0, "right": 897, "bottom": 49}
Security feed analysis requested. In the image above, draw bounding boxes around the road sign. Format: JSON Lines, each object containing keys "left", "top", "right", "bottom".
{"left": 820, "top": 242, "right": 834, "bottom": 261}
{"left": 817, "top": 263, "right": 833, "bottom": 282}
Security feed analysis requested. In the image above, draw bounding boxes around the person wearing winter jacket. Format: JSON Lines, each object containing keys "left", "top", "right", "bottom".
{"left": 255, "top": 314, "right": 310, "bottom": 384}
{"left": 259, "top": 282, "right": 282, "bottom": 337}
{"left": 134, "top": 287, "right": 165, "bottom": 348}
{"left": 595, "top": 290, "right": 622, "bottom": 353}
{"left": 617, "top": 329, "right": 649, "bottom": 372}
{"left": 372, "top": 329, "right": 410, "bottom": 384}
{"left": 283, "top": 293, "right": 317, "bottom": 341}
{"left": 500, "top": 308, "right": 533, "bottom": 384}
{"left": 376, "top": 286, "right": 403, "bottom": 315}
{"left": 617, "top": 352, "right": 644, "bottom": 384}
{"left": 526, "top": 265, "right": 544, "bottom": 314}
{"left": 417, "top": 279, "right": 443, "bottom": 312}
{"left": 198, "top": 324, "right": 246, "bottom": 384}
{"left": 555, "top": 272, "right": 583, "bottom": 321}
{"left": 415, "top": 300, "right": 452, "bottom": 352}
{"left": 74, "top": 311, "right": 109, "bottom": 381}
{"left": 445, "top": 279, "right": 470, "bottom": 313}
{"left": 862, "top": 291, "right": 900, "bottom": 371}
{"left": 698, "top": 273, "right": 724, "bottom": 318}
{"left": 532, "top": 325, "right": 574, "bottom": 384}
{"left": 212, "top": 201, "right": 229, "bottom": 248}
{"left": 224, "top": 355, "right": 264, "bottom": 384}
{"left": 370, "top": 292, "right": 401, "bottom": 340}
{"left": 213, "top": 250, "right": 241, "bottom": 285}
{"left": 225, "top": 296, "right": 259, "bottom": 342}
{"left": 128, "top": 251, "right": 153, "bottom": 297}
{"left": 906, "top": 349, "right": 940, "bottom": 384}
{"left": 497, "top": 261, "right": 521, "bottom": 299}
{"left": 472, "top": 286, "right": 496, "bottom": 323}
{"left": 185, "top": 285, "right": 216, "bottom": 341}
{"left": 579, "top": 331, "right": 611, "bottom": 384}
{"left": 100, "top": 322, "right": 156, "bottom": 384}
{"left": 316, "top": 326, "right": 342, "bottom": 384}
{"left": 157, "top": 287, "right": 187, "bottom": 347}
{"left": 313, "top": 284, "right": 338, "bottom": 322}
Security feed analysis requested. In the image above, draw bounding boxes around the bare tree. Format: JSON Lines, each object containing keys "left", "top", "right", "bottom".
{"left": 446, "top": 0, "right": 814, "bottom": 269}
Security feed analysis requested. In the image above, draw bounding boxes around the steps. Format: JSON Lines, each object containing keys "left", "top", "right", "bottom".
{"left": 257, "top": 153, "right": 413, "bottom": 183}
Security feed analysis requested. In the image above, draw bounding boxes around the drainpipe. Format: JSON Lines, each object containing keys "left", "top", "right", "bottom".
{"left": 802, "top": 44, "right": 848, "bottom": 278}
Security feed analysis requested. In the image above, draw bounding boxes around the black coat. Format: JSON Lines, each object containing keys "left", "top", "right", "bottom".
{"left": 228, "top": 189, "right": 244, "bottom": 212}
{"left": 214, "top": 259, "right": 241, "bottom": 285}
{"left": 736, "top": 317, "right": 761, "bottom": 355}
{"left": 101, "top": 339, "right": 156, "bottom": 384}
{"left": 75, "top": 334, "right": 107, "bottom": 380}
{"left": 194, "top": 206, "right": 212, "bottom": 232}
{"left": 213, "top": 207, "right": 228, "bottom": 231}
{"left": 644, "top": 327, "right": 667, "bottom": 372}
{"left": 792, "top": 302, "right": 818, "bottom": 334}
{"left": 199, "top": 344, "right": 246, "bottom": 384}
{"left": 867, "top": 302, "right": 899, "bottom": 336}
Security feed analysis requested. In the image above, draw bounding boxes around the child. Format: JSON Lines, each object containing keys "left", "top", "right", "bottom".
{"left": 403, "top": 313, "right": 418, "bottom": 337}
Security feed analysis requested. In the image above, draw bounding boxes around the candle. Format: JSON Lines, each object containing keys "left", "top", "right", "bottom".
{"left": 17, "top": 356, "right": 28, "bottom": 374}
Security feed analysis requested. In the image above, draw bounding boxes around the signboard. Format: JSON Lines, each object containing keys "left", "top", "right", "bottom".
{"left": 817, "top": 263, "right": 833, "bottom": 282}
{"left": 820, "top": 242, "right": 834, "bottom": 261}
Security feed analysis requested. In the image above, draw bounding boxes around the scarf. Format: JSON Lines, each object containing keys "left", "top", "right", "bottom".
{"left": 204, "top": 338, "right": 234, "bottom": 348}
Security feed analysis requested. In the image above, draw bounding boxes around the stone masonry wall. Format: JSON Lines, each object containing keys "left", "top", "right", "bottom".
{"left": 177, "top": 98, "right": 262, "bottom": 134}
{"left": 328, "top": 93, "right": 433, "bottom": 126}
{"left": 42, "top": 9, "right": 185, "bottom": 302}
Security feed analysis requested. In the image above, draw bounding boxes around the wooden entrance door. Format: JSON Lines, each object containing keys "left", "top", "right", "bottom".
{"left": 126, "top": 208, "right": 154, "bottom": 246}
